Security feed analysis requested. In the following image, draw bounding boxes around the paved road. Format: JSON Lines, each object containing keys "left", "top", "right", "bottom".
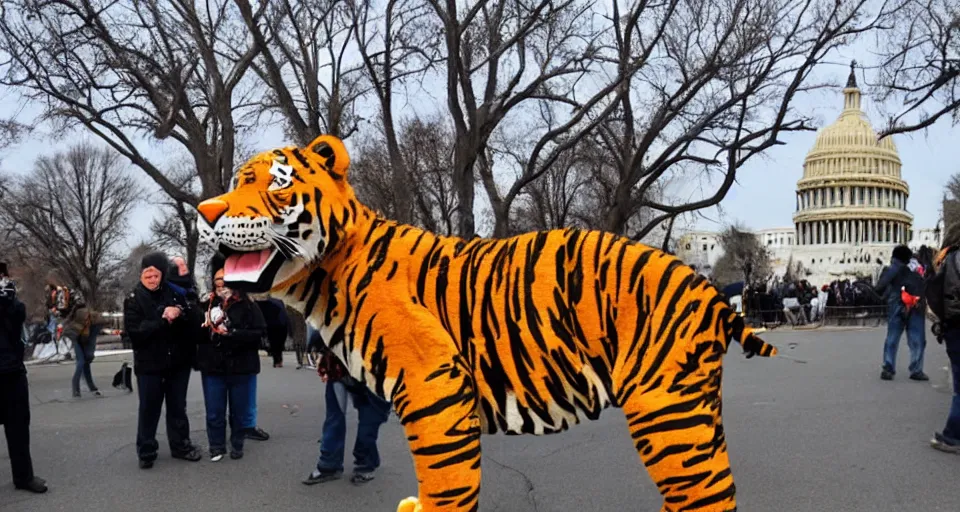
{"left": 0, "top": 327, "right": 955, "bottom": 512}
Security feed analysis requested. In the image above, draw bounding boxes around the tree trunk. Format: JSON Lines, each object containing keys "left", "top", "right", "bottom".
{"left": 453, "top": 146, "right": 477, "bottom": 238}
{"left": 383, "top": 109, "right": 413, "bottom": 225}
{"left": 604, "top": 182, "right": 634, "bottom": 236}
{"left": 492, "top": 203, "right": 511, "bottom": 238}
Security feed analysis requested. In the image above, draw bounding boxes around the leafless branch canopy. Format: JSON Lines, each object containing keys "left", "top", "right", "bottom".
{"left": 873, "top": 0, "right": 960, "bottom": 138}
{"left": 0, "top": 0, "right": 262, "bottom": 204}
{"left": 0, "top": 142, "right": 140, "bottom": 308}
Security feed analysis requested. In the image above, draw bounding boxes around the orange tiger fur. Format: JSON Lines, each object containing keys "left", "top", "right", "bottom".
{"left": 196, "top": 135, "right": 777, "bottom": 512}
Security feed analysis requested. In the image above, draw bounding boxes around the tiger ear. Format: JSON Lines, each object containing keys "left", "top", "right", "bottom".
{"left": 305, "top": 134, "right": 350, "bottom": 182}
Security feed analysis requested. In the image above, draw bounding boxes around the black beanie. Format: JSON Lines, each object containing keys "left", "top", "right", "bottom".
{"left": 141, "top": 251, "right": 169, "bottom": 277}
{"left": 892, "top": 245, "right": 912, "bottom": 265}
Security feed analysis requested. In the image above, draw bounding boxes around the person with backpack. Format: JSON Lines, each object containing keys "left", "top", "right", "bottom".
{"left": 875, "top": 245, "right": 929, "bottom": 381}
{"left": 64, "top": 298, "right": 103, "bottom": 398}
{"left": 923, "top": 244, "right": 960, "bottom": 452}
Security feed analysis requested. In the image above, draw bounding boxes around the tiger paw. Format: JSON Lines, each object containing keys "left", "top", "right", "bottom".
{"left": 396, "top": 497, "right": 422, "bottom": 512}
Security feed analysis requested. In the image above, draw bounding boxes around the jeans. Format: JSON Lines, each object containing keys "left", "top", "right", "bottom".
{"left": 316, "top": 380, "right": 390, "bottom": 474}
{"left": 244, "top": 375, "right": 257, "bottom": 429}
{"left": 201, "top": 373, "right": 255, "bottom": 453}
{"left": 136, "top": 368, "right": 193, "bottom": 461}
{"left": 72, "top": 334, "right": 98, "bottom": 394}
{"left": 0, "top": 372, "right": 35, "bottom": 485}
{"left": 883, "top": 303, "right": 926, "bottom": 375}
{"left": 941, "top": 327, "right": 960, "bottom": 442}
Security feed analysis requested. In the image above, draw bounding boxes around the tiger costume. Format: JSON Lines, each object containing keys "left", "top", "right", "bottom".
{"left": 196, "top": 135, "right": 777, "bottom": 512}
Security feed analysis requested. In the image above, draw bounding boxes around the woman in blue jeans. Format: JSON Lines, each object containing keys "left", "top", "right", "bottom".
{"left": 302, "top": 325, "right": 390, "bottom": 485}
{"left": 197, "top": 260, "right": 266, "bottom": 462}
{"left": 64, "top": 301, "right": 101, "bottom": 398}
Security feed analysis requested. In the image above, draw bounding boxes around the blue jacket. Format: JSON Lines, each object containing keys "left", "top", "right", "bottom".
{"left": 875, "top": 259, "right": 907, "bottom": 306}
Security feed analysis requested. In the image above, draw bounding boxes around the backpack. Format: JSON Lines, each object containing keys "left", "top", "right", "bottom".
{"left": 900, "top": 261, "right": 926, "bottom": 313}
{"left": 926, "top": 247, "right": 960, "bottom": 322}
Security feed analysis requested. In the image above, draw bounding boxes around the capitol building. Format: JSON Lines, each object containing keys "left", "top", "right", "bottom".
{"left": 677, "top": 63, "right": 941, "bottom": 285}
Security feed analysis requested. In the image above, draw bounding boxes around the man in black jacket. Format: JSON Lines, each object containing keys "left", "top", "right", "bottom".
{"left": 0, "top": 262, "right": 47, "bottom": 493}
{"left": 123, "top": 253, "right": 203, "bottom": 468}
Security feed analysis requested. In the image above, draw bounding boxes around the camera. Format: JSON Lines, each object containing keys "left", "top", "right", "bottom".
{"left": 0, "top": 277, "right": 16, "bottom": 304}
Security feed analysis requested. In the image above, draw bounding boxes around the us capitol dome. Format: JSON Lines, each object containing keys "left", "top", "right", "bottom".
{"left": 677, "top": 62, "right": 941, "bottom": 285}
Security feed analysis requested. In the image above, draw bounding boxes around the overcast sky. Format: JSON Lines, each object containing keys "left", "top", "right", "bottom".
{"left": 1, "top": 32, "right": 955, "bottom": 248}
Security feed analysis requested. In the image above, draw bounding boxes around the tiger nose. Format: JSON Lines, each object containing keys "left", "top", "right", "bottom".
{"left": 197, "top": 198, "right": 229, "bottom": 225}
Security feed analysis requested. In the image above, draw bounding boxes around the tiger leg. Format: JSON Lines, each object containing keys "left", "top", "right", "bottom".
{"left": 391, "top": 349, "right": 482, "bottom": 511}
{"left": 621, "top": 370, "right": 737, "bottom": 512}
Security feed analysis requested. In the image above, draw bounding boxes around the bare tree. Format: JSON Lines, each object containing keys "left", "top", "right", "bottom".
{"left": 0, "top": 0, "right": 261, "bottom": 207}
{"left": 147, "top": 161, "right": 207, "bottom": 273}
{"left": 593, "top": 0, "right": 895, "bottom": 240}
{"left": 234, "top": 0, "right": 366, "bottom": 144}
{"left": 350, "top": 115, "right": 459, "bottom": 234}
{"left": 874, "top": 0, "right": 960, "bottom": 138}
{"left": 426, "top": 0, "right": 617, "bottom": 238}
{"left": 0, "top": 143, "right": 139, "bottom": 308}
{"left": 0, "top": 118, "right": 28, "bottom": 153}
{"left": 712, "top": 225, "right": 772, "bottom": 288}
{"left": 351, "top": 0, "right": 441, "bottom": 225}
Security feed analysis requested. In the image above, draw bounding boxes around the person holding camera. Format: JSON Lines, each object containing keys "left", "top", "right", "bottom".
{"left": 197, "top": 256, "right": 266, "bottom": 462}
{"left": 0, "top": 262, "right": 47, "bottom": 493}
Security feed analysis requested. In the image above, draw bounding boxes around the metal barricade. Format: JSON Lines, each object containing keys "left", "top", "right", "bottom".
{"left": 744, "top": 304, "right": 888, "bottom": 330}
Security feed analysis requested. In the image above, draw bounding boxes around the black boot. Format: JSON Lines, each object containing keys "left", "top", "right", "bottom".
{"left": 15, "top": 477, "right": 48, "bottom": 494}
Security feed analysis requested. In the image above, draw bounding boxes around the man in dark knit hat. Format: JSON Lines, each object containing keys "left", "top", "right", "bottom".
{"left": 0, "top": 261, "right": 47, "bottom": 493}
{"left": 876, "top": 245, "right": 929, "bottom": 381}
{"left": 123, "top": 252, "right": 203, "bottom": 468}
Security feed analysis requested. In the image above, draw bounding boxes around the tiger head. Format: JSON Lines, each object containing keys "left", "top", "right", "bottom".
{"left": 195, "top": 135, "right": 361, "bottom": 294}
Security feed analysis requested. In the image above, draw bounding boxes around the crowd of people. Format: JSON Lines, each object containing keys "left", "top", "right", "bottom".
{"left": 0, "top": 252, "right": 393, "bottom": 493}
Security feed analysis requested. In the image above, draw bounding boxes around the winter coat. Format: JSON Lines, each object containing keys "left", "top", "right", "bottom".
{"left": 875, "top": 260, "right": 908, "bottom": 306}
{"left": 123, "top": 282, "right": 201, "bottom": 375}
{"left": 63, "top": 305, "right": 98, "bottom": 340}
{"left": 256, "top": 298, "right": 289, "bottom": 343}
{"left": 196, "top": 294, "right": 265, "bottom": 376}
{"left": 0, "top": 297, "right": 26, "bottom": 375}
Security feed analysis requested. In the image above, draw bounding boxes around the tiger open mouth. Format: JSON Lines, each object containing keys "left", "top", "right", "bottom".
{"left": 218, "top": 245, "right": 289, "bottom": 293}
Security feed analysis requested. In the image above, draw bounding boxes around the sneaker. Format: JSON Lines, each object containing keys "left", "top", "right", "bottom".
{"left": 910, "top": 372, "right": 930, "bottom": 381}
{"left": 247, "top": 427, "right": 270, "bottom": 441}
{"left": 230, "top": 450, "right": 243, "bottom": 460}
{"left": 880, "top": 369, "right": 894, "bottom": 380}
{"left": 139, "top": 460, "right": 154, "bottom": 469}
{"left": 351, "top": 471, "right": 375, "bottom": 485}
{"left": 72, "top": 390, "right": 81, "bottom": 398}
{"left": 92, "top": 390, "right": 102, "bottom": 396}
{"left": 210, "top": 448, "right": 226, "bottom": 462}
{"left": 930, "top": 432, "right": 960, "bottom": 454}
{"left": 15, "top": 477, "right": 48, "bottom": 494}
{"left": 302, "top": 469, "right": 342, "bottom": 485}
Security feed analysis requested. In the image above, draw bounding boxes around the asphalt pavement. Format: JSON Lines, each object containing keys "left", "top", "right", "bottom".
{"left": 0, "top": 327, "right": 956, "bottom": 512}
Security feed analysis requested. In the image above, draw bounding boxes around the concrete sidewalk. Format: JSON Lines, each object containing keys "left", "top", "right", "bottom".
{"left": 1, "top": 328, "right": 958, "bottom": 512}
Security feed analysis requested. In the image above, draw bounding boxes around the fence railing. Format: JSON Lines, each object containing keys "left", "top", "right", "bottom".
{"left": 744, "top": 304, "right": 889, "bottom": 330}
